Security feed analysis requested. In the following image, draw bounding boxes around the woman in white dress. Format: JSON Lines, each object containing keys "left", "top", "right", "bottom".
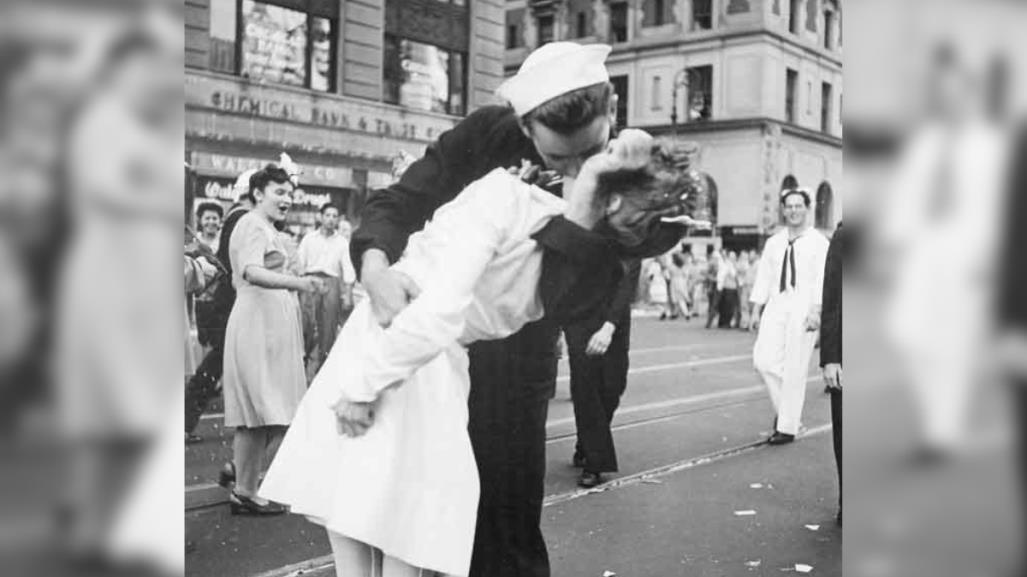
{"left": 260, "top": 133, "right": 702, "bottom": 577}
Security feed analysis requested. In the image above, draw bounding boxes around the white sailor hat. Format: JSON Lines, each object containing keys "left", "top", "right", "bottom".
{"left": 496, "top": 42, "right": 612, "bottom": 117}
{"left": 780, "top": 187, "right": 812, "bottom": 204}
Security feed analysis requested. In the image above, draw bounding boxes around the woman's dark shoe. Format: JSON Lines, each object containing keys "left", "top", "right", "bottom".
{"left": 577, "top": 471, "right": 604, "bottom": 488}
{"left": 229, "top": 492, "right": 287, "bottom": 516}
{"left": 217, "top": 462, "right": 236, "bottom": 489}
{"left": 767, "top": 431, "right": 795, "bottom": 445}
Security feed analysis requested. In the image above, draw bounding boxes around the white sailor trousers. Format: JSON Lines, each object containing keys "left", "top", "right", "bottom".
{"left": 753, "top": 290, "right": 818, "bottom": 436}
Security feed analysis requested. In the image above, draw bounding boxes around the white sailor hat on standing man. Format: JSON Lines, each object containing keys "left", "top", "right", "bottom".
{"left": 496, "top": 42, "right": 613, "bottom": 117}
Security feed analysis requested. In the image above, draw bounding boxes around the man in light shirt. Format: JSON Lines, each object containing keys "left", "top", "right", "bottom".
{"left": 750, "top": 189, "right": 829, "bottom": 445}
{"left": 298, "top": 203, "right": 357, "bottom": 367}
{"left": 716, "top": 251, "right": 740, "bottom": 328}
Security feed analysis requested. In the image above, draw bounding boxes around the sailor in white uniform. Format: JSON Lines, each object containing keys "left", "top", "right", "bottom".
{"left": 750, "top": 188, "right": 830, "bottom": 444}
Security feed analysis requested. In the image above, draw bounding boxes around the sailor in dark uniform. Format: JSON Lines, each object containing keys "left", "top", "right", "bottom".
{"left": 564, "top": 259, "right": 641, "bottom": 488}
{"left": 349, "top": 42, "right": 686, "bottom": 577}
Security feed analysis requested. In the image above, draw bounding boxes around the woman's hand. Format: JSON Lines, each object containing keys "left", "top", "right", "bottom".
{"left": 582, "top": 129, "right": 655, "bottom": 176}
{"left": 298, "top": 276, "right": 327, "bottom": 294}
{"left": 331, "top": 395, "right": 377, "bottom": 437}
{"left": 565, "top": 129, "right": 656, "bottom": 229}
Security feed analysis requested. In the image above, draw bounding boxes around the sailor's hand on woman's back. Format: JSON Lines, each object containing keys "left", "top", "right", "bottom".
{"left": 360, "top": 248, "right": 422, "bottom": 327}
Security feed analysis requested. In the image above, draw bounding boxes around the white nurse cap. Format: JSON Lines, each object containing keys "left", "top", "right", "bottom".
{"left": 496, "top": 42, "right": 612, "bottom": 117}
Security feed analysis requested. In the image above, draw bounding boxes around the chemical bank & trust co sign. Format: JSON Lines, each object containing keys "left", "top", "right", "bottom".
{"left": 187, "top": 73, "right": 458, "bottom": 145}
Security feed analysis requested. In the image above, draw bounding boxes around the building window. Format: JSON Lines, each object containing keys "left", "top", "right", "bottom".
{"left": 507, "top": 24, "right": 521, "bottom": 49}
{"left": 537, "top": 15, "right": 554, "bottom": 46}
{"left": 383, "top": 36, "right": 466, "bottom": 115}
{"left": 651, "top": 76, "right": 662, "bottom": 110}
{"left": 238, "top": 0, "right": 337, "bottom": 92}
{"left": 821, "top": 81, "right": 832, "bottom": 132}
{"left": 807, "top": 81, "right": 813, "bottom": 114}
{"left": 209, "top": 0, "right": 238, "bottom": 73}
{"left": 507, "top": 9, "right": 525, "bottom": 48}
{"left": 610, "top": 3, "right": 629, "bottom": 43}
{"left": 643, "top": 0, "right": 667, "bottom": 27}
{"left": 576, "top": 12, "right": 588, "bottom": 37}
{"left": 788, "top": 0, "right": 801, "bottom": 34}
{"left": 785, "top": 68, "right": 797, "bottom": 123}
{"left": 823, "top": 8, "right": 834, "bottom": 49}
{"left": 611, "top": 75, "right": 629, "bottom": 128}
{"left": 692, "top": 0, "right": 712, "bottom": 30}
{"left": 686, "top": 65, "right": 712, "bottom": 121}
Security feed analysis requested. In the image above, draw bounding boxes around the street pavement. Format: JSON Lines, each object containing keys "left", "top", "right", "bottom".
{"left": 185, "top": 316, "right": 840, "bottom": 577}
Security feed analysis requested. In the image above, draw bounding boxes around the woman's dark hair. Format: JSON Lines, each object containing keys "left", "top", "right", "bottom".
{"left": 249, "top": 164, "right": 293, "bottom": 196}
{"left": 672, "top": 252, "right": 685, "bottom": 267}
{"left": 522, "top": 82, "right": 614, "bottom": 135}
{"left": 594, "top": 140, "right": 700, "bottom": 218}
{"left": 196, "top": 201, "right": 224, "bottom": 221}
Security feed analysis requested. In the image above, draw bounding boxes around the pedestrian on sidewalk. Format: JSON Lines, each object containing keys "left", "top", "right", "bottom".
{"left": 565, "top": 259, "right": 640, "bottom": 488}
{"left": 297, "top": 203, "right": 356, "bottom": 370}
{"left": 668, "top": 252, "right": 691, "bottom": 319}
{"left": 742, "top": 250, "right": 760, "bottom": 330}
{"left": 820, "top": 222, "right": 843, "bottom": 524}
{"left": 704, "top": 250, "right": 721, "bottom": 328}
{"left": 750, "top": 188, "right": 829, "bottom": 445}
{"left": 716, "top": 250, "right": 740, "bottom": 328}
{"left": 184, "top": 175, "right": 256, "bottom": 444}
{"left": 259, "top": 132, "right": 701, "bottom": 577}
{"left": 220, "top": 165, "right": 325, "bottom": 515}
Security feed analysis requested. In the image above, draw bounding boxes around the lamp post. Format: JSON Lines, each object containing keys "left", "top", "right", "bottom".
{"left": 670, "top": 68, "right": 690, "bottom": 128}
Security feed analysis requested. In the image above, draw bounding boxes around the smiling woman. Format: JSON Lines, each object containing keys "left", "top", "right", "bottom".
{"left": 218, "top": 164, "right": 326, "bottom": 516}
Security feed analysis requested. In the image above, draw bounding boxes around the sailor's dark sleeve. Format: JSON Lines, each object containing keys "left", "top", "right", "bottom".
{"left": 349, "top": 110, "right": 493, "bottom": 270}
{"left": 535, "top": 217, "right": 623, "bottom": 324}
{"left": 618, "top": 222, "right": 688, "bottom": 259}
{"left": 605, "top": 259, "right": 641, "bottom": 326}
{"left": 820, "top": 225, "right": 843, "bottom": 367}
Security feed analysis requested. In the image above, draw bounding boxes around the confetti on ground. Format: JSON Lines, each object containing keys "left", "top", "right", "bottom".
{"left": 749, "top": 483, "right": 764, "bottom": 489}
{"left": 745, "top": 560, "right": 762, "bottom": 568}
{"left": 641, "top": 479, "right": 664, "bottom": 485}
{"left": 795, "top": 564, "right": 813, "bottom": 573}
{"left": 602, "top": 571, "right": 617, "bottom": 577}
{"left": 805, "top": 524, "right": 820, "bottom": 531}
{"left": 734, "top": 510, "right": 757, "bottom": 516}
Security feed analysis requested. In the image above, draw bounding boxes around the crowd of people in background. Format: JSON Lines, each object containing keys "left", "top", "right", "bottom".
{"left": 639, "top": 246, "right": 761, "bottom": 329}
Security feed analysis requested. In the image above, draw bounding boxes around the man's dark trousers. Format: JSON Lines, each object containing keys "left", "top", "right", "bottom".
{"left": 564, "top": 315, "right": 630, "bottom": 473}
{"left": 467, "top": 320, "right": 558, "bottom": 577}
{"left": 831, "top": 388, "right": 841, "bottom": 497}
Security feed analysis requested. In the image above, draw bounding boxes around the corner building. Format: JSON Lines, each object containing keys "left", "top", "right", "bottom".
{"left": 506, "top": 0, "right": 843, "bottom": 251}
{"left": 186, "top": 0, "right": 506, "bottom": 234}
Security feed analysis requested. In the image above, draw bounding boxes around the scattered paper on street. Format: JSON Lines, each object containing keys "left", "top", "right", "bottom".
{"left": 734, "top": 510, "right": 757, "bottom": 516}
{"left": 805, "top": 524, "right": 820, "bottom": 531}
{"left": 795, "top": 563, "right": 813, "bottom": 573}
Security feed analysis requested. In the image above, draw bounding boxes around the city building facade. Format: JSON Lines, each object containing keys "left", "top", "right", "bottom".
{"left": 506, "top": 0, "right": 842, "bottom": 252}
{"left": 186, "top": 0, "right": 505, "bottom": 234}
